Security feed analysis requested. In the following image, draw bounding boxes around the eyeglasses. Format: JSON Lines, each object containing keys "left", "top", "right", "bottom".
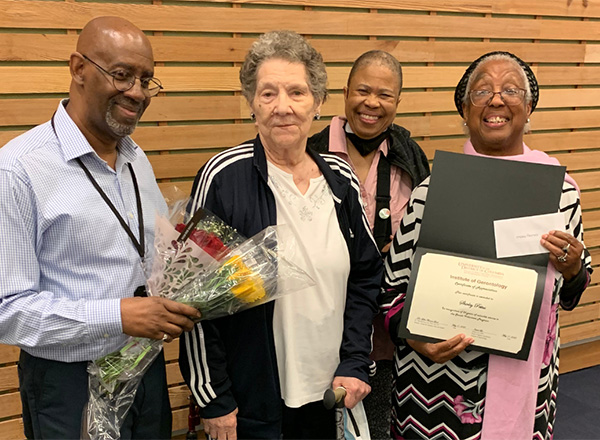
{"left": 81, "top": 54, "right": 163, "bottom": 97}
{"left": 469, "top": 88, "right": 526, "bottom": 107}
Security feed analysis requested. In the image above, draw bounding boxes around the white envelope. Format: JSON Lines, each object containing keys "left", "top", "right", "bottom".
{"left": 494, "top": 212, "right": 565, "bottom": 258}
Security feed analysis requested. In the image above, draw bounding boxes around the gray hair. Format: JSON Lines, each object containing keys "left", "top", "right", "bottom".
{"left": 462, "top": 53, "right": 532, "bottom": 106}
{"left": 239, "top": 30, "right": 328, "bottom": 105}
{"left": 347, "top": 50, "right": 403, "bottom": 93}
{"left": 462, "top": 53, "right": 533, "bottom": 134}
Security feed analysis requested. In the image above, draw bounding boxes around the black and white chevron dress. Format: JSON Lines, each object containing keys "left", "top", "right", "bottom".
{"left": 382, "top": 176, "right": 592, "bottom": 440}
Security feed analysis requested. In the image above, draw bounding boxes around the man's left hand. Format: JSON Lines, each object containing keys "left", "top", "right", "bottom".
{"left": 331, "top": 376, "right": 371, "bottom": 409}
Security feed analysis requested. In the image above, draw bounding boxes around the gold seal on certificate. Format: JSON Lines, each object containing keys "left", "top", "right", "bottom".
{"left": 406, "top": 253, "right": 538, "bottom": 355}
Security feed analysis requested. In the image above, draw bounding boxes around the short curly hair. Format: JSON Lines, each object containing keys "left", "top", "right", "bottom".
{"left": 239, "top": 30, "right": 328, "bottom": 105}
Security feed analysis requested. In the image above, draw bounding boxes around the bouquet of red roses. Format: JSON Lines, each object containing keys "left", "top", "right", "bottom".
{"left": 85, "top": 198, "right": 313, "bottom": 440}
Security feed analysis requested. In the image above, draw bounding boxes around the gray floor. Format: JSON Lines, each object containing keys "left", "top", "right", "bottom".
{"left": 554, "top": 364, "right": 600, "bottom": 439}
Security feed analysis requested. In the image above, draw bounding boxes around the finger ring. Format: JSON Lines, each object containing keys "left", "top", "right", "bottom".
{"left": 562, "top": 243, "right": 571, "bottom": 253}
{"left": 557, "top": 253, "right": 568, "bottom": 263}
{"left": 162, "top": 333, "right": 168, "bottom": 342}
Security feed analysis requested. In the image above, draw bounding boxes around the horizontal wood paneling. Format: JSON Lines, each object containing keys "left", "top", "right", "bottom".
{"left": 166, "top": 361, "right": 184, "bottom": 386}
{"left": 2, "top": 1, "right": 600, "bottom": 41}
{"left": 171, "top": 0, "right": 600, "bottom": 19}
{"left": 0, "top": 418, "right": 23, "bottom": 440}
{"left": 525, "top": 130, "right": 600, "bottom": 153}
{"left": 0, "top": 345, "right": 20, "bottom": 365}
{"left": 560, "top": 340, "right": 600, "bottom": 374}
{"left": 553, "top": 151, "right": 600, "bottom": 172}
{"left": 560, "top": 303, "right": 600, "bottom": 327}
{"left": 143, "top": 149, "right": 600, "bottom": 181}
{"left": 588, "top": 249, "right": 600, "bottom": 268}
{"left": 172, "top": 407, "right": 190, "bottom": 433}
{"left": 6, "top": 88, "right": 600, "bottom": 127}
{"left": 421, "top": 130, "right": 600, "bottom": 162}
{"left": 164, "top": 340, "right": 179, "bottom": 362}
{"left": 169, "top": 384, "right": 192, "bottom": 409}
{"left": 4, "top": 65, "right": 600, "bottom": 95}
{"left": 581, "top": 191, "right": 600, "bottom": 211}
{"left": 1, "top": 1, "right": 600, "bottom": 438}
{"left": 582, "top": 210, "right": 600, "bottom": 229}
{"left": 561, "top": 319, "right": 600, "bottom": 346}
{"left": 5, "top": 108, "right": 600, "bottom": 153}
{"left": 583, "top": 229, "right": 600, "bottom": 246}
{"left": 0, "top": 366, "right": 19, "bottom": 393}
{"left": 3, "top": 34, "right": 598, "bottom": 64}
{"left": 149, "top": 152, "right": 215, "bottom": 179}
{"left": 0, "top": 393, "right": 21, "bottom": 420}
{"left": 578, "top": 284, "right": 600, "bottom": 305}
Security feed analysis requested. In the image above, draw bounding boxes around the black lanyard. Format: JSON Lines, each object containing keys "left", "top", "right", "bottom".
{"left": 76, "top": 158, "right": 145, "bottom": 258}
{"left": 51, "top": 115, "right": 145, "bottom": 259}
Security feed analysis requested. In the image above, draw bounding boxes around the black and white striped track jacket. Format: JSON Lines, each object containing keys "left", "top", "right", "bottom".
{"left": 178, "top": 135, "right": 382, "bottom": 438}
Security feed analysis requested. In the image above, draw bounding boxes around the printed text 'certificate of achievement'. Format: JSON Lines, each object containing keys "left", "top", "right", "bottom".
{"left": 407, "top": 253, "right": 537, "bottom": 354}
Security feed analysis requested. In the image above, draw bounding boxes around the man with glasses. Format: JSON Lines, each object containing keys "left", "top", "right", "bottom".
{"left": 0, "top": 16, "right": 200, "bottom": 439}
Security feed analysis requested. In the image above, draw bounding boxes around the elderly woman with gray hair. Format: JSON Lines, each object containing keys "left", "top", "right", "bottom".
{"left": 382, "top": 51, "right": 592, "bottom": 439}
{"left": 179, "top": 30, "right": 381, "bottom": 439}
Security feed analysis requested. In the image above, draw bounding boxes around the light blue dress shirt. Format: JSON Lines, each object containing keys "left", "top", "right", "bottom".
{"left": 0, "top": 100, "right": 167, "bottom": 362}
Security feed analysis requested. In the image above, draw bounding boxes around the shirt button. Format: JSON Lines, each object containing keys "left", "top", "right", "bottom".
{"left": 128, "top": 212, "right": 134, "bottom": 219}
{"left": 103, "top": 333, "right": 109, "bottom": 338}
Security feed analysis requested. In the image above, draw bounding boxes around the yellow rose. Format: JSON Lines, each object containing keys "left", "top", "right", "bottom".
{"left": 225, "top": 256, "right": 266, "bottom": 303}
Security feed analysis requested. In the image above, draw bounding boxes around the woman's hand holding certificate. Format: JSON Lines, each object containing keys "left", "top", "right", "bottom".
{"left": 407, "top": 334, "right": 474, "bottom": 364}
{"left": 402, "top": 253, "right": 539, "bottom": 357}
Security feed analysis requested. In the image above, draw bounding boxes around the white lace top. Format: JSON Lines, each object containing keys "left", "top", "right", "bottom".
{"left": 267, "top": 161, "right": 351, "bottom": 408}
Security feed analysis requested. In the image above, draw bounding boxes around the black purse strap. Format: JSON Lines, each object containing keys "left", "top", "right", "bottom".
{"left": 373, "top": 152, "right": 392, "bottom": 252}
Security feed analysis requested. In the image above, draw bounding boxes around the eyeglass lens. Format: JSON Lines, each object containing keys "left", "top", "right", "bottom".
{"left": 471, "top": 90, "right": 524, "bottom": 106}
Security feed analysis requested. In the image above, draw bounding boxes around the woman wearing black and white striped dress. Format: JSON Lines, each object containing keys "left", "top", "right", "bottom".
{"left": 382, "top": 52, "right": 592, "bottom": 440}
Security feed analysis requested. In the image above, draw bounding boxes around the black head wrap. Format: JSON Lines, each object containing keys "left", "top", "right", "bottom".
{"left": 453, "top": 51, "right": 539, "bottom": 118}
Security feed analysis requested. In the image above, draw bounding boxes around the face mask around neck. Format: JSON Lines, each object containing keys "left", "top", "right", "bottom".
{"left": 344, "top": 122, "right": 390, "bottom": 156}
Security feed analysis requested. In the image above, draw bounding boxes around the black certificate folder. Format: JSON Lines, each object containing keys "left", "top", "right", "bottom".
{"left": 398, "top": 150, "right": 566, "bottom": 360}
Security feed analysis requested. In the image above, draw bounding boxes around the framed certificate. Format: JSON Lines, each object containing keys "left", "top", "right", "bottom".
{"left": 399, "top": 248, "right": 547, "bottom": 359}
{"left": 397, "top": 151, "right": 566, "bottom": 360}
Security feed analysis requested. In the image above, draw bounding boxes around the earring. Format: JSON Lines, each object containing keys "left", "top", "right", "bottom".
{"left": 527, "top": 118, "right": 530, "bottom": 123}
{"left": 250, "top": 113, "right": 255, "bottom": 120}
{"left": 463, "top": 121, "right": 467, "bottom": 126}
{"left": 314, "top": 113, "right": 321, "bottom": 120}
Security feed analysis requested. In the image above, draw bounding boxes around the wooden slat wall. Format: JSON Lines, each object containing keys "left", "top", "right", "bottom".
{"left": 1, "top": 0, "right": 599, "bottom": 438}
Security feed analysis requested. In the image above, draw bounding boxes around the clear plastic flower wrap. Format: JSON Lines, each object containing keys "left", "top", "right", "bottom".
{"left": 171, "top": 226, "right": 305, "bottom": 320}
{"left": 84, "top": 338, "right": 163, "bottom": 440}
{"left": 84, "top": 195, "right": 313, "bottom": 440}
